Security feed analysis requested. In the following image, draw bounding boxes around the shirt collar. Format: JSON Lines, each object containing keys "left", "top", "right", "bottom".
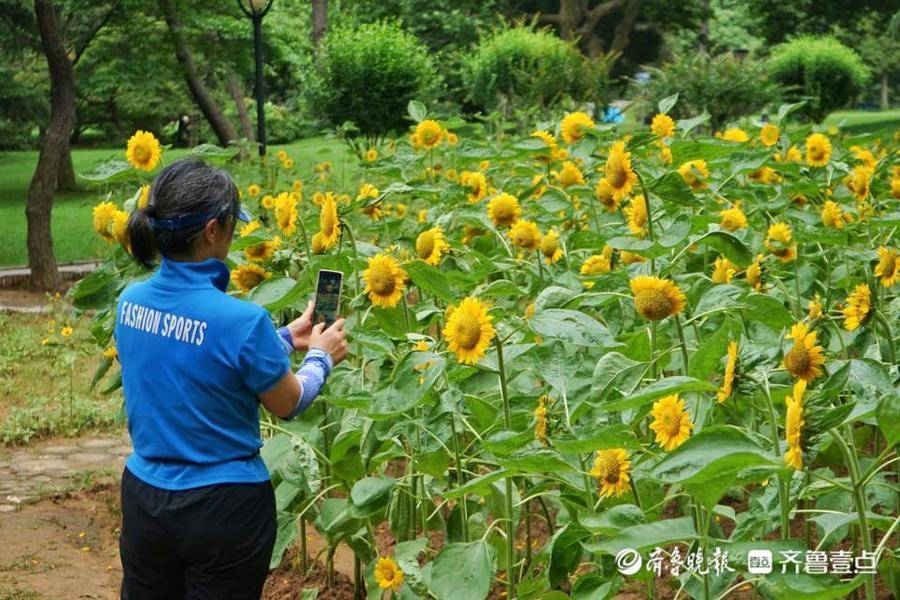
{"left": 157, "top": 257, "right": 230, "bottom": 291}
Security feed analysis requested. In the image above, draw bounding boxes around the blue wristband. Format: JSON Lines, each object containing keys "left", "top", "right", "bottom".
{"left": 277, "top": 326, "right": 294, "bottom": 355}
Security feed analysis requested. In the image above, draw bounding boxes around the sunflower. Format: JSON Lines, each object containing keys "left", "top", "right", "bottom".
{"left": 357, "top": 183, "right": 379, "bottom": 201}
{"left": 850, "top": 145, "right": 877, "bottom": 169}
{"left": 240, "top": 220, "right": 261, "bottom": 238}
{"left": 820, "top": 200, "right": 848, "bottom": 229}
{"left": 310, "top": 231, "right": 327, "bottom": 254}
{"left": 805, "top": 133, "right": 831, "bottom": 167}
{"left": 842, "top": 284, "right": 871, "bottom": 331}
{"left": 125, "top": 130, "right": 162, "bottom": 171}
{"left": 875, "top": 247, "right": 898, "bottom": 287}
{"left": 720, "top": 127, "right": 749, "bottom": 143}
{"left": 273, "top": 192, "right": 297, "bottom": 236}
{"left": 247, "top": 184, "right": 261, "bottom": 198}
{"left": 746, "top": 254, "right": 764, "bottom": 291}
{"left": 138, "top": 185, "right": 150, "bottom": 210}
{"left": 92, "top": 201, "right": 118, "bottom": 243}
{"left": 319, "top": 192, "right": 340, "bottom": 249}
{"left": 783, "top": 322, "right": 826, "bottom": 381}
{"left": 554, "top": 161, "right": 585, "bottom": 188}
{"left": 844, "top": 165, "right": 873, "bottom": 201}
{"left": 748, "top": 166, "right": 781, "bottom": 185}
{"left": 416, "top": 227, "right": 448, "bottom": 266}
{"left": 581, "top": 246, "right": 613, "bottom": 275}
{"left": 711, "top": 256, "right": 737, "bottom": 284}
{"left": 764, "top": 222, "right": 796, "bottom": 263}
{"left": 531, "top": 129, "right": 558, "bottom": 156}
{"left": 651, "top": 113, "right": 676, "bottom": 139}
{"left": 414, "top": 120, "right": 443, "bottom": 150}
{"left": 658, "top": 141, "right": 673, "bottom": 164}
{"left": 283, "top": 158, "right": 294, "bottom": 169}
{"left": 261, "top": 194, "right": 275, "bottom": 210}
{"left": 593, "top": 178, "right": 618, "bottom": 212}
{"left": 808, "top": 294, "right": 823, "bottom": 320}
{"left": 365, "top": 148, "right": 378, "bottom": 162}
{"left": 589, "top": 448, "right": 631, "bottom": 499}
{"left": 759, "top": 124, "right": 780, "bottom": 147}
{"left": 112, "top": 210, "right": 129, "bottom": 248}
{"left": 717, "top": 341, "right": 739, "bottom": 404}
{"left": 244, "top": 237, "right": 280, "bottom": 262}
{"left": 534, "top": 396, "right": 549, "bottom": 446}
{"left": 540, "top": 229, "right": 563, "bottom": 264}
{"left": 487, "top": 193, "right": 521, "bottom": 227}
{"left": 362, "top": 253, "right": 406, "bottom": 309}
{"left": 719, "top": 203, "right": 747, "bottom": 231}
{"left": 443, "top": 296, "right": 495, "bottom": 365}
{"left": 460, "top": 170, "right": 488, "bottom": 203}
{"left": 784, "top": 379, "right": 807, "bottom": 470}
{"left": 276, "top": 150, "right": 287, "bottom": 162}
{"left": 678, "top": 160, "right": 710, "bottom": 191}
{"left": 60, "top": 326, "right": 73, "bottom": 337}
{"left": 604, "top": 140, "right": 638, "bottom": 201}
{"left": 775, "top": 146, "right": 803, "bottom": 163}
{"left": 624, "top": 194, "right": 648, "bottom": 238}
{"left": 507, "top": 220, "right": 541, "bottom": 250}
{"left": 374, "top": 556, "right": 404, "bottom": 592}
{"left": 630, "top": 275, "right": 685, "bottom": 321}
{"left": 292, "top": 180, "right": 303, "bottom": 194}
{"left": 446, "top": 132, "right": 459, "bottom": 146}
{"left": 650, "top": 394, "right": 693, "bottom": 451}
{"left": 561, "top": 111, "right": 595, "bottom": 144}
{"left": 103, "top": 346, "right": 117, "bottom": 359}
{"left": 231, "top": 264, "right": 270, "bottom": 294}
{"left": 363, "top": 204, "right": 384, "bottom": 221}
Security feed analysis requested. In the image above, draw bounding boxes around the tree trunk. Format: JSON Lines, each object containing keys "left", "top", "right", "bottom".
{"left": 698, "top": 0, "right": 709, "bottom": 53}
{"left": 226, "top": 67, "right": 254, "bottom": 141}
{"left": 609, "top": 0, "right": 641, "bottom": 53}
{"left": 28, "top": 0, "right": 75, "bottom": 291}
{"left": 881, "top": 72, "right": 889, "bottom": 110}
{"left": 56, "top": 142, "right": 77, "bottom": 191}
{"left": 159, "top": 0, "right": 236, "bottom": 145}
{"left": 311, "top": 0, "right": 327, "bottom": 48}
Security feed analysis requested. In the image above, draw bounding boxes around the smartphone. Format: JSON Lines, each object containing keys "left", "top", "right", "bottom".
{"left": 313, "top": 269, "right": 344, "bottom": 327}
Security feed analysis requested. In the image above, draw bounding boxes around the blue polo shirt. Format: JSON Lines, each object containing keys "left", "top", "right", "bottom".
{"left": 115, "top": 257, "right": 290, "bottom": 490}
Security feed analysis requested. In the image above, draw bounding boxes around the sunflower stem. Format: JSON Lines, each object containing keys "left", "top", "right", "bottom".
{"left": 449, "top": 412, "right": 469, "bottom": 542}
{"left": 831, "top": 426, "right": 876, "bottom": 600}
{"left": 536, "top": 250, "right": 545, "bottom": 287}
{"left": 648, "top": 323, "right": 657, "bottom": 379}
{"left": 761, "top": 376, "right": 791, "bottom": 540}
{"left": 495, "top": 336, "right": 517, "bottom": 598}
{"left": 295, "top": 213, "right": 312, "bottom": 265}
{"left": 636, "top": 173, "right": 656, "bottom": 272}
{"left": 873, "top": 310, "right": 897, "bottom": 365}
{"left": 674, "top": 314, "right": 690, "bottom": 375}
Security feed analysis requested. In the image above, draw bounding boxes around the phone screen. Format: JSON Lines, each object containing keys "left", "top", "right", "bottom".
{"left": 313, "top": 269, "right": 343, "bottom": 327}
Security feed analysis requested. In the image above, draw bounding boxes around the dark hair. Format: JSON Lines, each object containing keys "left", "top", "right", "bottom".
{"left": 128, "top": 159, "right": 240, "bottom": 269}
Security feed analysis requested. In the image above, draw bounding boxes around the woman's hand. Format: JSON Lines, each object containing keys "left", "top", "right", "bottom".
{"left": 309, "top": 318, "right": 348, "bottom": 365}
{"left": 286, "top": 301, "right": 316, "bottom": 351}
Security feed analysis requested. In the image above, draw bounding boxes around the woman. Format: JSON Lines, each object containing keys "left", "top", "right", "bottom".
{"left": 115, "top": 159, "right": 347, "bottom": 599}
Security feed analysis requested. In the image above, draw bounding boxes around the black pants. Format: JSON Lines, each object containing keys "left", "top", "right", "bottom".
{"left": 120, "top": 467, "right": 276, "bottom": 600}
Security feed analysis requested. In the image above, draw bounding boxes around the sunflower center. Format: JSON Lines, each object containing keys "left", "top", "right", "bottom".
{"left": 608, "top": 163, "right": 627, "bottom": 188}
{"left": 809, "top": 146, "right": 824, "bottom": 161}
{"left": 883, "top": 256, "right": 897, "bottom": 278}
{"left": 322, "top": 212, "right": 335, "bottom": 235}
{"left": 133, "top": 144, "right": 150, "bottom": 163}
{"left": 784, "top": 345, "right": 810, "bottom": 376}
{"left": 634, "top": 289, "right": 673, "bottom": 320}
{"left": 454, "top": 319, "right": 482, "bottom": 350}
{"left": 600, "top": 456, "right": 621, "bottom": 484}
{"left": 661, "top": 413, "right": 681, "bottom": 437}
{"left": 417, "top": 233, "right": 435, "bottom": 258}
{"left": 369, "top": 268, "right": 396, "bottom": 295}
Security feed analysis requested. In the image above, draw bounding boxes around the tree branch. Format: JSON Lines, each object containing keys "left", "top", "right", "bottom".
{"left": 72, "top": 0, "right": 122, "bottom": 66}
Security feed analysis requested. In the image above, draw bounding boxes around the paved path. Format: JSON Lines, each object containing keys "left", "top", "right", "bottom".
{"left": 0, "top": 435, "right": 131, "bottom": 512}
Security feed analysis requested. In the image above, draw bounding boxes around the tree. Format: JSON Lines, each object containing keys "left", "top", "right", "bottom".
{"left": 27, "top": 0, "right": 75, "bottom": 291}
{"left": 311, "top": 0, "right": 326, "bottom": 47}
{"left": 533, "top": 0, "right": 644, "bottom": 57}
{"left": 835, "top": 11, "right": 900, "bottom": 109}
{"left": 158, "top": 0, "right": 236, "bottom": 145}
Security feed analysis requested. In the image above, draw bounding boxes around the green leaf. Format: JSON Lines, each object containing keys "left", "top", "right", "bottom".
{"left": 579, "top": 504, "right": 645, "bottom": 535}
{"left": 529, "top": 309, "right": 618, "bottom": 347}
{"left": 571, "top": 573, "right": 622, "bottom": 600}
{"left": 651, "top": 171, "right": 694, "bottom": 207}
{"left": 876, "top": 393, "right": 900, "bottom": 447}
{"left": 79, "top": 159, "right": 134, "bottom": 183}
{"left": 549, "top": 524, "right": 590, "bottom": 586}
{"left": 776, "top": 101, "right": 807, "bottom": 123}
{"left": 404, "top": 260, "right": 455, "bottom": 301}
{"left": 602, "top": 376, "right": 718, "bottom": 411}
{"left": 675, "top": 112, "right": 710, "bottom": 134}
{"left": 247, "top": 277, "right": 306, "bottom": 312}
{"left": 190, "top": 143, "right": 240, "bottom": 162}
{"left": 269, "top": 510, "right": 298, "bottom": 569}
{"left": 671, "top": 139, "right": 741, "bottom": 163}
{"left": 408, "top": 100, "right": 427, "bottom": 123}
{"left": 582, "top": 516, "right": 697, "bottom": 555}
{"left": 650, "top": 425, "right": 780, "bottom": 508}
{"left": 689, "top": 322, "right": 735, "bottom": 380}
{"left": 591, "top": 351, "right": 644, "bottom": 402}
{"left": 443, "top": 469, "right": 511, "bottom": 499}
{"left": 658, "top": 93, "right": 679, "bottom": 115}
{"left": 428, "top": 541, "right": 496, "bottom": 600}
{"left": 90, "top": 356, "right": 114, "bottom": 391}
{"left": 551, "top": 425, "right": 639, "bottom": 454}
{"left": 739, "top": 294, "right": 793, "bottom": 331}
{"left": 758, "top": 573, "right": 865, "bottom": 600}
{"left": 496, "top": 448, "right": 576, "bottom": 474}
{"left": 693, "top": 230, "right": 753, "bottom": 267}
{"left": 350, "top": 476, "right": 396, "bottom": 508}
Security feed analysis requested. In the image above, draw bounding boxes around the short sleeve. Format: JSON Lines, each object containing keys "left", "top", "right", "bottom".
{"left": 239, "top": 311, "right": 291, "bottom": 394}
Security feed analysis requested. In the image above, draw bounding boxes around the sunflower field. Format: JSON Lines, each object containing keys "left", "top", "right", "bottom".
{"left": 75, "top": 97, "right": 899, "bottom": 599}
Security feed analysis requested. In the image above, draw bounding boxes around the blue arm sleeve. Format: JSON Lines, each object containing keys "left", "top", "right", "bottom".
{"left": 285, "top": 348, "right": 333, "bottom": 420}
{"left": 276, "top": 326, "right": 294, "bottom": 355}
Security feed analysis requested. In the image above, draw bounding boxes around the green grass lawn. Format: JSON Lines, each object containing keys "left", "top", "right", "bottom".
{"left": 824, "top": 108, "right": 900, "bottom": 135}
{"left": 0, "top": 137, "right": 352, "bottom": 267}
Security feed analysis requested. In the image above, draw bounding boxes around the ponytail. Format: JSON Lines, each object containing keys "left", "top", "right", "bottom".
{"left": 128, "top": 208, "right": 158, "bottom": 269}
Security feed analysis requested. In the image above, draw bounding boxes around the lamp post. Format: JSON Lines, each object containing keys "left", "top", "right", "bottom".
{"left": 237, "top": 0, "right": 274, "bottom": 157}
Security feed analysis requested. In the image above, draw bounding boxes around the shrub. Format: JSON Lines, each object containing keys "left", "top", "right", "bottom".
{"left": 307, "top": 21, "right": 436, "bottom": 136}
{"left": 637, "top": 52, "right": 781, "bottom": 131}
{"left": 768, "top": 36, "right": 870, "bottom": 123}
{"left": 462, "top": 26, "right": 604, "bottom": 114}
